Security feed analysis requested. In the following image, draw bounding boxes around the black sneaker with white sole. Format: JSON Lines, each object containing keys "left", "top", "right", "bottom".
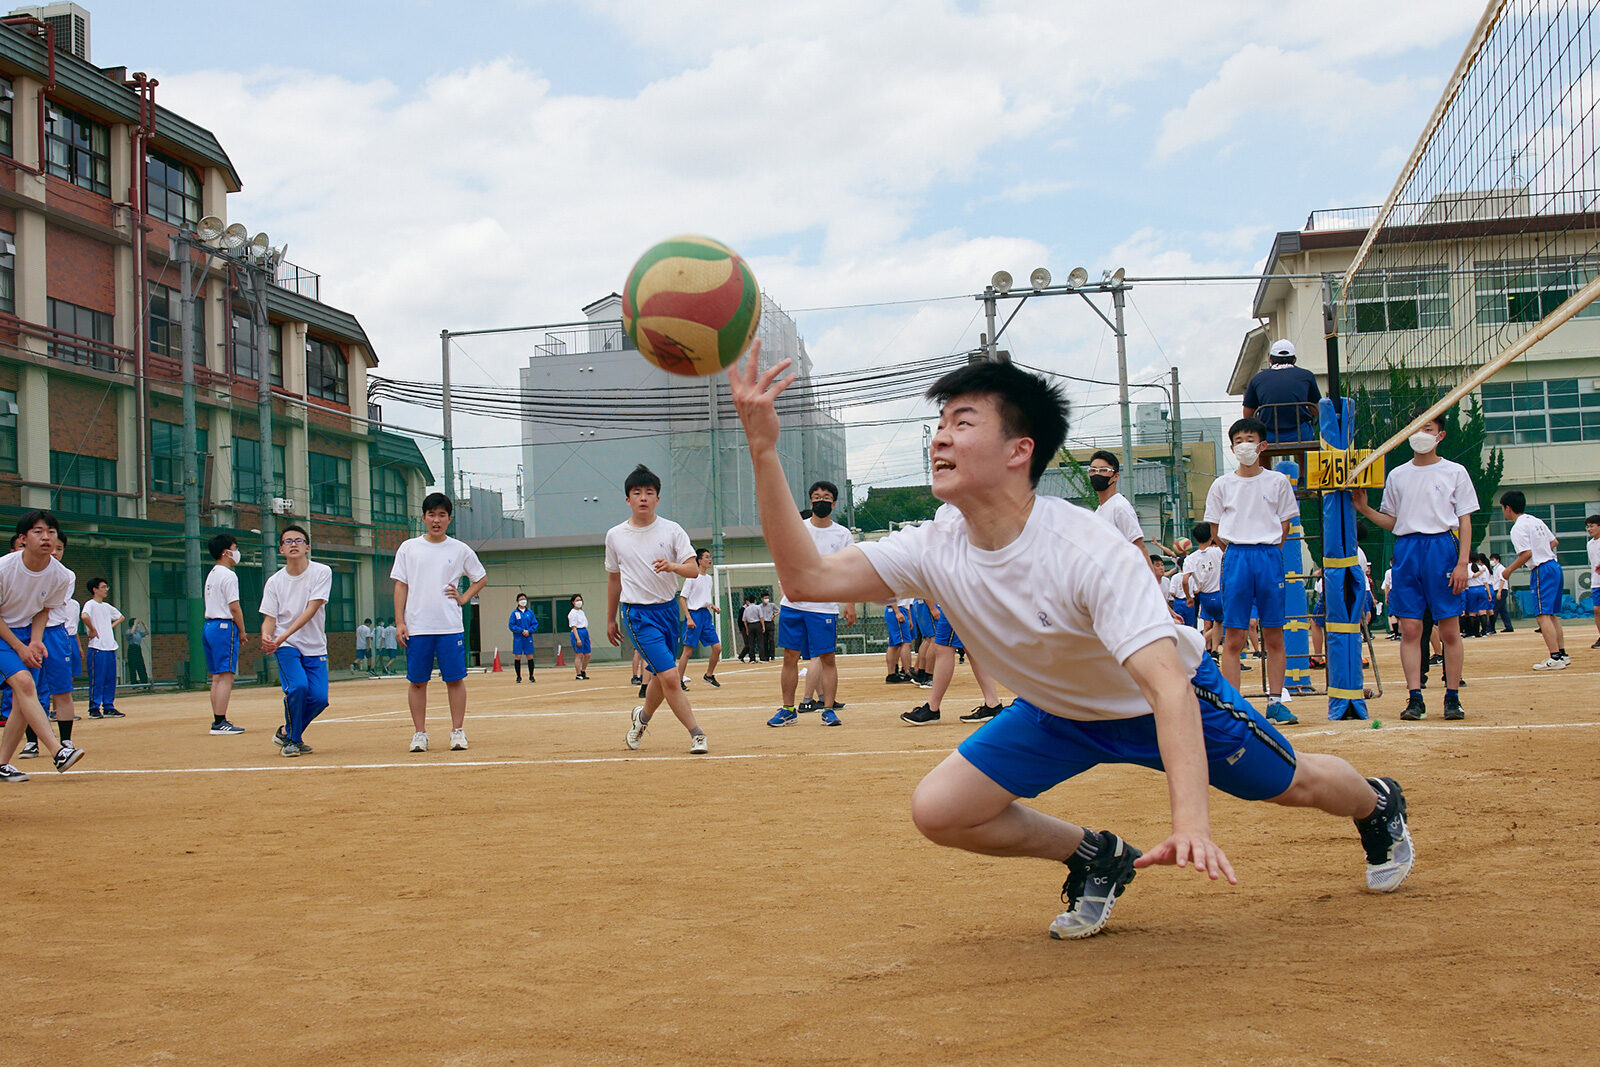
{"left": 900, "top": 703, "right": 939, "bottom": 726}
{"left": 1354, "top": 777, "right": 1414, "bottom": 892}
{"left": 0, "top": 763, "right": 28, "bottom": 782}
{"left": 959, "top": 703, "right": 1005, "bottom": 723}
{"left": 1442, "top": 694, "right": 1464, "bottom": 721}
{"left": 53, "top": 745, "right": 85, "bottom": 772}
{"left": 1050, "top": 831, "right": 1141, "bottom": 939}
{"left": 1400, "top": 695, "right": 1426, "bottom": 721}
{"left": 702, "top": 674, "right": 720, "bottom": 688}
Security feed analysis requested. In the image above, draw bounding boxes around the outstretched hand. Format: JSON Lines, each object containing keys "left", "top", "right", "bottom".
{"left": 728, "top": 341, "right": 797, "bottom": 454}
{"left": 1133, "top": 830, "right": 1238, "bottom": 885}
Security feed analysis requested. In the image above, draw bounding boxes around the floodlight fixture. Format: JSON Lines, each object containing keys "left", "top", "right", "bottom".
{"left": 990, "top": 270, "right": 1014, "bottom": 294}
{"left": 1029, "top": 267, "right": 1052, "bottom": 291}
{"left": 196, "top": 216, "right": 225, "bottom": 242}
{"left": 222, "top": 223, "right": 248, "bottom": 250}
{"left": 1066, "top": 266, "right": 1089, "bottom": 288}
{"left": 268, "top": 244, "right": 289, "bottom": 271}
{"left": 1104, "top": 267, "right": 1126, "bottom": 286}
{"left": 249, "top": 232, "right": 271, "bottom": 257}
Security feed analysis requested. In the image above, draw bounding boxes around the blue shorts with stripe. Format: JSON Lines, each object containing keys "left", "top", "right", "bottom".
{"left": 1170, "top": 597, "right": 1197, "bottom": 628}
{"left": 933, "top": 614, "right": 962, "bottom": 649}
{"left": 884, "top": 607, "right": 915, "bottom": 646}
{"left": 1389, "top": 530, "right": 1463, "bottom": 620}
{"left": 956, "top": 653, "right": 1298, "bottom": 802}
{"left": 1222, "top": 542, "right": 1286, "bottom": 630}
{"left": 1529, "top": 559, "right": 1564, "bottom": 616}
{"left": 682, "top": 606, "right": 720, "bottom": 648}
{"left": 37, "top": 625, "right": 79, "bottom": 700}
{"left": 405, "top": 632, "right": 468, "bottom": 684}
{"left": 778, "top": 608, "right": 836, "bottom": 658}
{"left": 204, "top": 619, "right": 240, "bottom": 676}
{"left": 623, "top": 600, "right": 682, "bottom": 675}
{"left": 1196, "top": 589, "right": 1224, "bottom": 622}
{"left": 911, "top": 601, "right": 936, "bottom": 639}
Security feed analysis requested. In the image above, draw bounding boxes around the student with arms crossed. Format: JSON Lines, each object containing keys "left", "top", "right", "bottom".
{"left": 729, "top": 350, "right": 1413, "bottom": 940}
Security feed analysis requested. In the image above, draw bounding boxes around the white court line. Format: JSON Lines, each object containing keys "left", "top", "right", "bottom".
{"left": 55, "top": 719, "right": 1600, "bottom": 778}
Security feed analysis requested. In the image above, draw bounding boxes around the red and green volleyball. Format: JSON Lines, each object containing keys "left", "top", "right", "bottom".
{"left": 622, "top": 235, "right": 761, "bottom": 377}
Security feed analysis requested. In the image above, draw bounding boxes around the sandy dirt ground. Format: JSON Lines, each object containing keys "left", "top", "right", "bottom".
{"left": 4, "top": 628, "right": 1597, "bottom": 1065}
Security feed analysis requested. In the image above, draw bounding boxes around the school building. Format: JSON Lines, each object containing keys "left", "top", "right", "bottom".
{"left": 0, "top": 10, "right": 432, "bottom": 684}
{"left": 1236, "top": 203, "right": 1600, "bottom": 601}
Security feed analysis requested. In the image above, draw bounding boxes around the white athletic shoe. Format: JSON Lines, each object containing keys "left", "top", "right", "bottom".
{"left": 1532, "top": 656, "right": 1568, "bottom": 671}
{"left": 450, "top": 728, "right": 468, "bottom": 751}
{"left": 689, "top": 732, "right": 709, "bottom": 755}
{"left": 625, "top": 706, "right": 647, "bottom": 751}
{"left": 409, "top": 731, "right": 429, "bottom": 753}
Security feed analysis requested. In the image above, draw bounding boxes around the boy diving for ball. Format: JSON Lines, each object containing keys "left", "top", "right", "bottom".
{"left": 729, "top": 349, "right": 1414, "bottom": 940}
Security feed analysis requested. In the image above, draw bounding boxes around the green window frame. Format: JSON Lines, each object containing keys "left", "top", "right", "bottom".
{"left": 150, "top": 421, "right": 208, "bottom": 498}
{"left": 45, "top": 103, "right": 111, "bottom": 197}
{"left": 145, "top": 149, "right": 202, "bottom": 228}
{"left": 0, "top": 77, "right": 12, "bottom": 157}
{"left": 150, "top": 561, "right": 186, "bottom": 635}
{"left": 309, "top": 451, "right": 352, "bottom": 516}
{"left": 326, "top": 569, "right": 356, "bottom": 632}
{"left": 371, "top": 464, "right": 408, "bottom": 522}
{"left": 149, "top": 282, "right": 206, "bottom": 361}
{"left": 0, "top": 387, "right": 17, "bottom": 474}
{"left": 47, "top": 298, "right": 115, "bottom": 370}
{"left": 50, "top": 451, "right": 117, "bottom": 516}
{"left": 306, "top": 336, "right": 348, "bottom": 403}
{"left": 232, "top": 438, "right": 288, "bottom": 503}
{"left": 0, "top": 228, "right": 14, "bottom": 314}
{"left": 1482, "top": 378, "right": 1600, "bottom": 446}
{"left": 1474, "top": 257, "right": 1600, "bottom": 326}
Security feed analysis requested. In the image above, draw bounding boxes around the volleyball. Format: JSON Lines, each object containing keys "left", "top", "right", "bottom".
{"left": 622, "top": 235, "right": 761, "bottom": 377}
{"left": 1175, "top": 537, "right": 1192, "bottom": 553}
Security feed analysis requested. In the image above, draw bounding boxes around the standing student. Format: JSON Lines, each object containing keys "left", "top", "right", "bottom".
{"left": 769, "top": 481, "right": 854, "bottom": 727}
{"left": 0, "top": 512, "right": 87, "bottom": 781}
{"left": 1489, "top": 553, "right": 1513, "bottom": 633}
{"left": 508, "top": 594, "right": 538, "bottom": 683}
{"left": 1354, "top": 415, "right": 1475, "bottom": 720}
{"left": 729, "top": 351, "right": 1414, "bottom": 941}
{"left": 1242, "top": 339, "right": 1321, "bottom": 444}
{"left": 354, "top": 618, "right": 374, "bottom": 673}
{"left": 738, "top": 595, "right": 763, "bottom": 663}
{"left": 901, "top": 590, "right": 1006, "bottom": 726}
{"left": 22, "top": 531, "right": 83, "bottom": 759}
{"left": 611, "top": 465, "right": 708, "bottom": 755}
{"left": 1498, "top": 490, "right": 1568, "bottom": 670}
{"left": 884, "top": 598, "right": 914, "bottom": 683}
{"left": 1586, "top": 516, "right": 1600, "bottom": 650}
{"left": 393, "top": 493, "right": 489, "bottom": 753}
{"left": 1182, "top": 523, "right": 1225, "bottom": 655}
{"left": 568, "top": 594, "right": 592, "bottom": 679}
{"left": 1381, "top": 568, "right": 1400, "bottom": 639}
{"left": 260, "top": 524, "right": 332, "bottom": 757}
{"left": 125, "top": 617, "right": 150, "bottom": 686}
{"left": 1204, "top": 417, "right": 1301, "bottom": 725}
{"left": 82, "top": 577, "right": 125, "bottom": 719}
{"left": 678, "top": 549, "right": 723, "bottom": 688}
{"left": 202, "top": 533, "right": 247, "bottom": 735}
{"left": 759, "top": 592, "right": 778, "bottom": 661}
{"left": 1087, "top": 450, "right": 1145, "bottom": 554}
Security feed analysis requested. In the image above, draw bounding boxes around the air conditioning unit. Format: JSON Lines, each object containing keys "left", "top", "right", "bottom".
{"left": 1579, "top": 570, "right": 1594, "bottom": 591}
{"left": 270, "top": 497, "right": 294, "bottom": 515}
{"left": 10, "top": 3, "right": 91, "bottom": 61}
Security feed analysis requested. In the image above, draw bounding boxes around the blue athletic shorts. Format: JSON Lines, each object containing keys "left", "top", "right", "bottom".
{"left": 356, "top": 647, "right": 370, "bottom": 661}
{"left": 406, "top": 631, "right": 468, "bottom": 684}
{"left": 884, "top": 606, "right": 914, "bottom": 646}
{"left": 957, "top": 653, "right": 1297, "bottom": 802}
{"left": 778, "top": 608, "right": 836, "bottom": 658}
{"left": 1222, "top": 542, "right": 1287, "bottom": 630}
{"left": 1170, "top": 598, "right": 1197, "bottom": 628}
{"left": 570, "top": 628, "right": 591, "bottom": 655}
{"left": 911, "top": 601, "right": 936, "bottom": 639}
{"left": 36, "top": 625, "right": 77, "bottom": 699}
{"left": 1389, "top": 531, "right": 1463, "bottom": 620}
{"left": 1464, "top": 586, "right": 1492, "bottom": 614}
{"left": 683, "top": 606, "right": 720, "bottom": 648}
{"left": 0, "top": 623, "right": 35, "bottom": 687}
{"left": 934, "top": 613, "right": 963, "bottom": 649}
{"left": 511, "top": 633, "right": 535, "bottom": 656}
{"left": 203, "top": 618, "right": 240, "bottom": 676}
{"left": 1196, "top": 590, "right": 1224, "bottom": 622}
{"left": 623, "top": 600, "right": 682, "bottom": 676}
{"left": 1530, "top": 559, "right": 1564, "bottom": 616}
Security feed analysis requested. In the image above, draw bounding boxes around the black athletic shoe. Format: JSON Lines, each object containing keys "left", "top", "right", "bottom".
{"left": 1427, "top": 654, "right": 1444, "bottom": 666}
{"left": 630, "top": 675, "right": 642, "bottom": 686}
{"left": 1591, "top": 639, "right": 1600, "bottom": 649}
{"left": 87, "top": 708, "right": 103, "bottom": 719}
{"left": 1443, "top": 694, "right": 1464, "bottom": 721}
{"left": 638, "top": 683, "right": 649, "bottom": 698}
{"left": 1355, "top": 778, "right": 1414, "bottom": 892}
{"left": 680, "top": 679, "right": 689, "bottom": 691}
{"left": 1400, "top": 695, "right": 1426, "bottom": 721}
{"left": 1051, "top": 831, "right": 1141, "bottom": 939}
{"left": 703, "top": 674, "right": 720, "bottom": 688}
{"left": 885, "top": 672, "right": 905, "bottom": 685}
{"left": 900, "top": 703, "right": 939, "bottom": 726}
{"left": 53, "top": 745, "right": 85, "bottom": 772}
{"left": 101, "top": 707, "right": 124, "bottom": 718}
{"left": 273, "top": 725, "right": 289, "bottom": 748}
{"left": 797, "top": 699, "right": 817, "bottom": 713}
{"left": 960, "top": 703, "right": 1004, "bottom": 723}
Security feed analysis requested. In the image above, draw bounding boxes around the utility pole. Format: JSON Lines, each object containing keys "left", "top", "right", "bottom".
{"left": 707, "top": 374, "right": 725, "bottom": 565}
{"left": 922, "top": 424, "right": 932, "bottom": 482}
{"left": 982, "top": 285, "right": 999, "bottom": 361}
{"left": 440, "top": 329, "right": 454, "bottom": 528}
{"left": 1112, "top": 283, "right": 1134, "bottom": 478}
{"left": 174, "top": 239, "right": 206, "bottom": 688}
{"left": 249, "top": 268, "right": 276, "bottom": 579}
{"left": 844, "top": 478, "right": 855, "bottom": 529}
{"left": 1170, "top": 365, "right": 1187, "bottom": 539}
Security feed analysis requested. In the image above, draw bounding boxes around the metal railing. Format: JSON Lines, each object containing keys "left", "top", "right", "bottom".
{"left": 273, "top": 260, "right": 321, "bottom": 301}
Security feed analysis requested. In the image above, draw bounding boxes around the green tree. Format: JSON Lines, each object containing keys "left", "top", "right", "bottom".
{"left": 852, "top": 484, "right": 940, "bottom": 533}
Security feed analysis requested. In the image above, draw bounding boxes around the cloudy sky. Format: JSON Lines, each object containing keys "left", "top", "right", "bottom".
{"left": 100, "top": 0, "right": 1481, "bottom": 496}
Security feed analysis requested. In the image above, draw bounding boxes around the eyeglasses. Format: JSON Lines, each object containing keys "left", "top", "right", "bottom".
{"left": 1086, "top": 467, "right": 1115, "bottom": 475}
{"left": 280, "top": 537, "right": 307, "bottom": 546}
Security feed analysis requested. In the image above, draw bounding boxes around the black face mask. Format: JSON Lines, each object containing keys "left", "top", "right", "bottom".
{"left": 1089, "top": 474, "right": 1113, "bottom": 492}
{"left": 810, "top": 500, "right": 834, "bottom": 518}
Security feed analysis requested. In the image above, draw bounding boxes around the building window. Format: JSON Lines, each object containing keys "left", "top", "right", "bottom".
{"left": 150, "top": 561, "right": 186, "bottom": 634}
{"left": 1, "top": 77, "right": 12, "bottom": 157}
{"left": 0, "top": 228, "right": 13, "bottom": 314}
{"left": 306, "top": 337, "right": 348, "bottom": 403}
{"left": 1474, "top": 257, "right": 1600, "bottom": 325}
{"left": 232, "top": 438, "right": 287, "bottom": 503}
{"left": 47, "top": 298, "right": 115, "bottom": 370}
{"left": 1487, "top": 502, "right": 1593, "bottom": 572}
{"left": 49, "top": 451, "right": 117, "bottom": 516}
{"left": 150, "top": 421, "right": 208, "bottom": 498}
{"left": 309, "top": 451, "right": 352, "bottom": 516}
{"left": 231, "top": 315, "right": 283, "bottom": 386}
{"left": 148, "top": 283, "right": 205, "bottom": 361}
{"left": 0, "top": 387, "right": 16, "bottom": 474}
{"left": 324, "top": 569, "right": 356, "bottom": 632}
{"left": 145, "top": 149, "right": 202, "bottom": 228}
{"left": 372, "top": 464, "right": 408, "bottom": 522}
{"left": 1336, "top": 268, "right": 1450, "bottom": 334}
{"left": 45, "top": 103, "right": 111, "bottom": 197}
{"left": 1482, "top": 377, "right": 1600, "bottom": 445}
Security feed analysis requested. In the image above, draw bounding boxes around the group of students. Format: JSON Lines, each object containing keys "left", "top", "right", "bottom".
{"left": 352, "top": 619, "right": 401, "bottom": 675}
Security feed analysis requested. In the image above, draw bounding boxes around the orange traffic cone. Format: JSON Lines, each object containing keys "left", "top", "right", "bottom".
{"left": 491, "top": 648, "right": 503, "bottom": 672}
{"left": 555, "top": 645, "right": 565, "bottom": 667}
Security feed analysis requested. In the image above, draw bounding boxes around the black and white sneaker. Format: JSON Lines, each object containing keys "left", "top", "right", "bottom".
{"left": 53, "top": 745, "right": 85, "bottom": 772}
{"left": 702, "top": 674, "right": 720, "bottom": 688}
{"left": 899, "top": 703, "right": 939, "bottom": 726}
{"left": 274, "top": 725, "right": 289, "bottom": 748}
{"left": 1050, "top": 831, "right": 1141, "bottom": 939}
{"left": 1442, "top": 694, "right": 1465, "bottom": 721}
{"left": 19, "top": 741, "right": 38, "bottom": 759}
{"left": 1400, "top": 695, "right": 1426, "bottom": 721}
{"left": 101, "top": 707, "right": 125, "bottom": 719}
{"left": 1355, "top": 777, "right": 1414, "bottom": 892}
{"left": 210, "top": 720, "right": 245, "bottom": 735}
{"left": 797, "top": 699, "right": 817, "bottom": 714}
{"left": 959, "top": 703, "right": 1004, "bottom": 724}
{"left": 0, "top": 763, "right": 28, "bottom": 783}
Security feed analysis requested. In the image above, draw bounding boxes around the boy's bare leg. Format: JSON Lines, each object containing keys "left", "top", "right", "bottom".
{"left": 445, "top": 679, "right": 467, "bottom": 730}
{"left": 639, "top": 666, "right": 702, "bottom": 734}
{"left": 408, "top": 681, "right": 429, "bottom": 732}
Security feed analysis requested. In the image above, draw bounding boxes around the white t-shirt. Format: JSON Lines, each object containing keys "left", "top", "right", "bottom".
{"left": 204, "top": 564, "right": 241, "bottom": 620}
{"left": 83, "top": 598, "right": 124, "bottom": 651}
{"left": 1381, "top": 567, "right": 1393, "bottom": 595}
{"left": 781, "top": 519, "right": 855, "bottom": 614}
{"left": 604, "top": 516, "right": 694, "bottom": 605}
{"left": 390, "top": 535, "right": 487, "bottom": 636}
{"left": 1510, "top": 513, "right": 1558, "bottom": 567}
{"left": 381, "top": 624, "right": 398, "bottom": 649}
{"left": 46, "top": 568, "right": 77, "bottom": 629}
{"left": 1588, "top": 538, "right": 1600, "bottom": 578}
{"left": 0, "top": 552, "right": 72, "bottom": 629}
{"left": 1182, "top": 545, "right": 1222, "bottom": 595}
{"left": 1490, "top": 562, "right": 1507, "bottom": 592}
{"left": 260, "top": 561, "right": 333, "bottom": 656}
{"left": 681, "top": 573, "right": 715, "bottom": 612}
{"left": 356, "top": 622, "right": 373, "bottom": 649}
{"left": 1095, "top": 492, "right": 1144, "bottom": 544}
{"left": 1204, "top": 469, "right": 1298, "bottom": 545}
{"left": 1379, "top": 458, "right": 1476, "bottom": 536}
{"left": 857, "top": 497, "right": 1203, "bottom": 722}
{"left": 568, "top": 608, "right": 589, "bottom": 630}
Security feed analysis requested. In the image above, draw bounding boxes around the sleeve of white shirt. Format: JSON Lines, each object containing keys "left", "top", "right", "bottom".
{"left": 1084, "top": 541, "right": 1180, "bottom": 666}
{"left": 1273, "top": 474, "right": 1299, "bottom": 522}
{"left": 1379, "top": 476, "right": 1400, "bottom": 519}
{"left": 1452, "top": 466, "right": 1478, "bottom": 517}
{"left": 462, "top": 544, "right": 487, "bottom": 582}
{"left": 603, "top": 530, "right": 620, "bottom": 573}
{"left": 389, "top": 542, "right": 411, "bottom": 583}
{"left": 855, "top": 524, "right": 933, "bottom": 599}
{"left": 260, "top": 579, "right": 279, "bottom": 618}
{"left": 1203, "top": 480, "right": 1223, "bottom": 525}
{"left": 1115, "top": 503, "right": 1142, "bottom": 543}
{"left": 1510, "top": 519, "right": 1531, "bottom": 554}
{"left": 673, "top": 525, "right": 695, "bottom": 563}
{"left": 225, "top": 569, "right": 241, "bottom": 604}
{"left": 309, "top": 566, "right": 332, "bottom": 604}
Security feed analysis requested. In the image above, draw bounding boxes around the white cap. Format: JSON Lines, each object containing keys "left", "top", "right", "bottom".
{"left": 1269, "top": 338, "right": 1296, "bottom": 359}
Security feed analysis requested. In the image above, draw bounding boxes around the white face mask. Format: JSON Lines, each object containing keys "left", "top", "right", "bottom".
{"left": 1232, "top": 441, "right": 1259, "bottom": 465}
{"left": 1409, "top": 430, "right": 1440, "bottom": 454}
{"left": 573, "top": 600, "right": 582, "bottom": 609}
{"left": 517, "top": 600, "right": 527, "bottom": 609}
{"left": 228, "top": 547, "right": 242, "bottom": 564}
